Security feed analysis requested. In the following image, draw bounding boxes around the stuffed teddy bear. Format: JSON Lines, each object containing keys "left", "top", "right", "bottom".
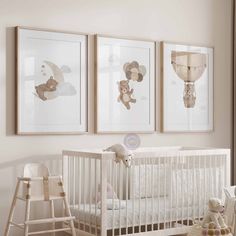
{"left": 117, "top": 80, "right": 136, "bottom": 110}
{"left": 35, "top": 76, "right": 58, "bottom": 101}
{"left": 202, "top": 198, "right": 227, "bottom": 229}
{"left": 103, "top": 143, "right": 133, "bottom": 167}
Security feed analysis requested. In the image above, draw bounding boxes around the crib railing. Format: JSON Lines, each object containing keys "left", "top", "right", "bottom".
{"left": 62, "top": 147, "right": 230, "bottom": 236}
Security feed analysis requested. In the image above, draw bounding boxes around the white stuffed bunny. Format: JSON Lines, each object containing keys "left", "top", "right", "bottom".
{"left": 202, "top": 198, "right": 227, "bottom": 229}
{"left": 103, "top": 144, "right": 133, "bottom": 167}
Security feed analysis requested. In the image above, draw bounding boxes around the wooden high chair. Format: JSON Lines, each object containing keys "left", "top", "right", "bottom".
{"left": 4, "top": 163, "right": 76, "bottom": 236}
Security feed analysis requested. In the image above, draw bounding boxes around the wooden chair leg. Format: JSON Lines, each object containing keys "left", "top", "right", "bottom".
{"left": 24, "top": 181, "right": 31, "bottom": 236}
{"left": 70, "top": 219, "right": 76, "bottom": 236}
{"left": 4, "top": 179, "right": 21, "bottom": 236}
{"left": 59, "top": 176, "right": 76, "bottom": 236}
{"left": 62, "top": 197, "right": 76, "bottom": 236}
{"left": 50, "top": 200, "right": 55, "bottom": 236}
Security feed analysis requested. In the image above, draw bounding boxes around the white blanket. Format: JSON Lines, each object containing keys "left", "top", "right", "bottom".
{"left": 70, "top": 197, "right": 206, "bottom": 229}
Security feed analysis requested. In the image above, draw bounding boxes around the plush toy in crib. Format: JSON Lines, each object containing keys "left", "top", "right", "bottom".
{"left": 188, "top": 198, "right": 232, "bottom": 236}
{"left": 103, "top": 144, "right": 133, "bottom": 167}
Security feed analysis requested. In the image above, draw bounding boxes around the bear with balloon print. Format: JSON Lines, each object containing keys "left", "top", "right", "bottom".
{"left": 188, "top": 198, "right": 232, "bottom": 236}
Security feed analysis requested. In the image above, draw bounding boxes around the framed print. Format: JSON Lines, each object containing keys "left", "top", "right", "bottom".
{"left": 16, "top": 27, "right": 88, "bottom": 134}
{"left": 95, "top": 35, "right": 156, "bottom": 133}
{"left": 161, "top": 42, "right": 213, "bottom": 132}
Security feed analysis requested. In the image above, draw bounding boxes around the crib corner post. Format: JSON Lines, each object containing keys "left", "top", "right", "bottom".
{"left": 100, "top": 155, "right": 107, "bottom": 236}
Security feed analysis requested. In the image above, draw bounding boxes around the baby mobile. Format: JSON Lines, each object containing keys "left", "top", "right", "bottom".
{"left": 117, "top": 61, "right": 146, "bottom": 110}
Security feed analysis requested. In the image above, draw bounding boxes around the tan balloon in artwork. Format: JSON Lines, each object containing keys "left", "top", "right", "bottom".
{"left": 123, "top": 61, "right": 146, "bottom": 82}
{"left": 171, "top": 51, "right": 207, "bottom": 108}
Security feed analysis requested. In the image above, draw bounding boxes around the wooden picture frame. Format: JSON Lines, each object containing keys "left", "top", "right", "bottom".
{"left": 95, "top": 35, "right": 156, "bottom": 133}
{"left": 16, "top": 27, "right": 88, "bottom": 134}
{"left": 161, "top": 41, "right": 214, "bottom": 133}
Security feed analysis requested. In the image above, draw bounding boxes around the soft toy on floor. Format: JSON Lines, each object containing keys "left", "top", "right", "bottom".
{"left": 103, "top": 144, "right": 133, "bottom": 167}
{"left": 202, "top": 198, "right": 227, "bottom": 229}
{"left": 188, "top": 198, "right": 232, "bottom": 236}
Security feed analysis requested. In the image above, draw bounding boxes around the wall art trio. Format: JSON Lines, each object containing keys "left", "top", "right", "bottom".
{"left": 16, "top": 27, "right": 214, "bottom": 134}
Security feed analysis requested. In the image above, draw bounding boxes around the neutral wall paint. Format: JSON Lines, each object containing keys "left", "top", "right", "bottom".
{"left": 0, "top": 0, "right": 233, "bottom": 235}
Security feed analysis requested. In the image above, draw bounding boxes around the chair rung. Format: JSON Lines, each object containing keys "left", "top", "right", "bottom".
{"left": 16, "top": 196, "right": 26, "bottom": 201}
{"left": 28, "top": 227, "right": 71, "bottom": 235}
{"left": 9, "top": 221, "right": 24, "bottom": 229}
{"left": 25, "top": 216, "right": 75, "bottom": 225}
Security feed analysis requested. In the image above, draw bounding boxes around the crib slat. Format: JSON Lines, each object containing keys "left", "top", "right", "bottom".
{"left": 95, "top": 159, "right": 98, "bottom": 236}
{"left": 77, "top": 157, "right": 81, "bottom": 228}
{"left": 73, "top": 156, "right": 76, "bottom": 208}
{"left": 170, "top": 156, "right": 173, "bottom": 227}
{"left": 181, "top": 155, "right": 184, "bottom": 227}
{"left": 68, "top": 156, "right": 71, "bottom": 208}
{"left": 100, "top": 157, "right": 107, "bottom": 236}
{"left": 224, "top": 154, "right": 227, "bottom": 194}
{"left": 126, "top": 168, "right": 129, "bottom": 233}
{"left": 175, "top": 155, "right": 178, "bottom": 228}
{"left": 193, "top": 155, "right": 196, "bottom": 222}
{"left": 119, "top": 162, "right": 121, "bottom": 235}
{"left": 139, "top": 159, "right": 141, "bottom": 233}
{"left": 89, "top": 158, "right": 92, "bottom": 233}
{"left": 204, "top": 155, "right": 206, "bottom": 217}
{"left": 158, "top": 156, "right": 160, "bottom": 231}
{"left": 198, "top": 156, "right": 200, "bottom": 222}
{"left": 209, "top": 156, "right": 213, "bottom": 197}
{"left": 83, "top": 158, "right": 86, "bottom": 230}
{"left": 112, "top": 160, "right": 115, "bottom": 236}
{"left": 164, "top": 155, "right": 167, "bottom": 229}
{"left": 145, "top": 157, "right": 147, "bottom": 232}
{"left": 214, "top": 155, "right": 217, "bottom": 197}
{"left": 187, "top": 156, "right": 189, "bottom": 226}
{"left": 151, "top": 157, "right": 154, "bottom": 231}
{"left": 132, "top": 162, "right": 134, "bottom": 235}
{"left": 219, "top": 155, "right": 223, "bottom": 200}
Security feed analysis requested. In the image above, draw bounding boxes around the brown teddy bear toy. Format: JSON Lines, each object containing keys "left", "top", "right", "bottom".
{"left": 123, "top": 61, "right": 146, "bottom": 82}
{"left": 35, "top": 76, "right": 58, "bottom": 101}
{"left": 117, "top": 80, "right": 136, "bottom": 110}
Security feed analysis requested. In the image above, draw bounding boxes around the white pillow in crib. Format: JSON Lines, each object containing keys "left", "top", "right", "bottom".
{"left": 97, "top": 199, "right": 126, "bottom": 210}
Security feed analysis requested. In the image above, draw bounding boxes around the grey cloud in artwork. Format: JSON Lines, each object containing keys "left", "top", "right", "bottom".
{"left": 56, "top": 82, "right": 77, "bottom": 96}
{"left": 61, "top": 65, "right": 72, "bottom": 73}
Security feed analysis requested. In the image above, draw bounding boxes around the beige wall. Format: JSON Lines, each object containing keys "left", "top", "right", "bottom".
{"left": 0, "top": 0, "right": 233, "bottom": 235}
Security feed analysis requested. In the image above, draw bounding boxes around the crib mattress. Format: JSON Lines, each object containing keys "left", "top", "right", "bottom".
{"left": 70, "top": 198, "right": 205, "bottom": 230}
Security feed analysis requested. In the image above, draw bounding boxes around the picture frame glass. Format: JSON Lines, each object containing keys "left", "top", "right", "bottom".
{"left": 162, "top": 42, "right": 214, "bottom": 132}
{"left": 96, "top": 36, "right": 156, "bottom": 133}
{"left": 17, "top": 28, "right": 87, "bottom": 134}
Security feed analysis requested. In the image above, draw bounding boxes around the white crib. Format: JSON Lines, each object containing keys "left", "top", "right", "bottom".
{"left": 62, "top": 146, "right": 231, "bottom": 236}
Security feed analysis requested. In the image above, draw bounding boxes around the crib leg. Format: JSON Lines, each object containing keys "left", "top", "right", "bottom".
{"left": 50, "top": 200, "right": 55, "bottom": 236}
